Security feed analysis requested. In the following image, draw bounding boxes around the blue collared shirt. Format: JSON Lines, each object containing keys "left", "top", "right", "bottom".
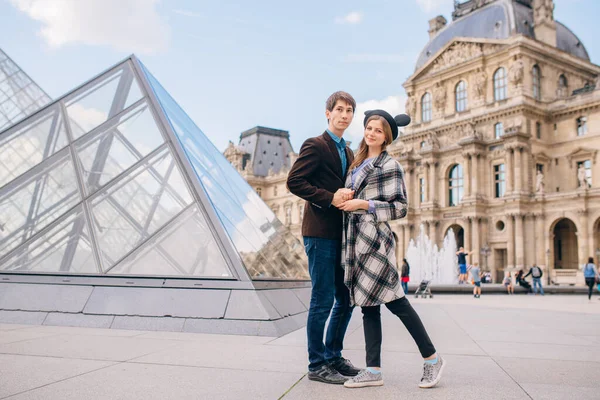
{"left": 326, "top": 129, "right": 347, "bottom": 176}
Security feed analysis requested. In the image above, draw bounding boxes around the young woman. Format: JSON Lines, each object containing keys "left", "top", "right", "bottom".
{"left": 583, "top": 257, "right": 599, "bottom": 300}
{"left": 503, "top": 271, "right": 514, "bottom": 295}
{"left": 338, "top": 110, "right": 444, "bottom": 389}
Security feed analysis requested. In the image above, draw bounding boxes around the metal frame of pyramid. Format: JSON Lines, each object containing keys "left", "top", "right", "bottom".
{"left": 0, "top": 48, "right": 52, "bottom": 132}
{"left": 0, "top": 56, "right": 310, "bottom": 336}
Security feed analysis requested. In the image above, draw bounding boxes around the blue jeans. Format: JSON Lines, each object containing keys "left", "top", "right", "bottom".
{"left": 532, "top": 277, "right": 544, "bottom": 295}
{"left": 304, "top": 237, "right": 354, "bottom": 371}
{"left": 401, "top": 281, "right": 409, "bottom": 294}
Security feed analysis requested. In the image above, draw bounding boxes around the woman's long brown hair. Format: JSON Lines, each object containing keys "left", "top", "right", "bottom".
{"left": 348, "top": 115, "right": 393, "bottom": 171}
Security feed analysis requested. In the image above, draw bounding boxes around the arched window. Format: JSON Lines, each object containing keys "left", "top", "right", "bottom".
{"left": 532, "top": 65, "right": 541, "bottom": 100}
{"left": 577, "top": 116, "right": 588, "bottom": 136}
{"left": 494, "top": 122, "right": 504, "bottom": 139}
{"left": 493, "top": 67, "right": 507, "bottom": 101}
{"left": 558, "top": 74, "right": 568, "bottom": 98}
{"left": 448, "top": 164, "right": 464, "bottom": 207}
{"left": 455, "top": 81, "right": 468, "bottom": 112}
{"left": 421, "top": 93, "right": 432, "bottom": 122}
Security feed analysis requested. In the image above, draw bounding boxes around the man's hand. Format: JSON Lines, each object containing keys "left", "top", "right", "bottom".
{"left": 331, "top": 188, "right": 354, "bottom": 207}
{"left": 337, "top": 199, "right": 368, "bottom": 212}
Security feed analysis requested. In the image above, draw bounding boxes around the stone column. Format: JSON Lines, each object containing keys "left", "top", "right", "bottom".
{"left": 464, "top": 218, "right": 472, "bottom": 264}
{"left": 472, "top": 154, "right": 479, "bottom": 198}
{"left": 429, "top": 162, "right": 437, "bottom": 204}
{"left": 429, "top": 221, "right": 437, "bottom": 246}
{"left": 578, "top": 210, "right": 589, "bottom": 266}
{"left": 399, "top": 225, "right": 406, "bottom": 260}
{"left": 514, "top": 147, "right": 522, "bottom": 193}
{"left": 506, "top": 148, "right": 514, "bottom": 194}
{"left": 472, "top": 218, "right": 481, "bottom": 264}
{"left": 429, "top": 162, "right": 437, "bottom": 205}
{"left": 515, "top": 214, "right": 525, "bottom": 269}
{"left": 537, "top": 214, "right": 546, "bottom": 269}
{"left": 531, "top": 214, "right": 537, "bottom": 265}
{"left": 506, "top": 215, "right": 515, "bottom": 269}
{"left": 524, "top": 149, "right": 531, "bottom": 193}
{"left": 464, "top": 153, "right": 472, "bottom": 197}
{"left": 407, "top": 168, "right": 416, "bottom": 207}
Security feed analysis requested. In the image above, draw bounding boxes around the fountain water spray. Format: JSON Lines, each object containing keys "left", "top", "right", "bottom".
{"left": 405, "top": 225, "right": 459, "bottom": 284}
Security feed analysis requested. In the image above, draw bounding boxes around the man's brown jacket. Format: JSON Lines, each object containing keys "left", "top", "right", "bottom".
{"left": 286, "top": 131, "right": 354, "bottom": 240}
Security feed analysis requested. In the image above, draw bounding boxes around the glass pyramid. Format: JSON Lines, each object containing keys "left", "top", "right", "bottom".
{"left": 0, "top": 56, "right": 308, "bottom": 282}
{"left": 0, "top": 48, "right": 52, "bottom": 132}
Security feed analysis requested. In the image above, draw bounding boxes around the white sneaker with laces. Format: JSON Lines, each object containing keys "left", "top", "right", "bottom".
{"left": 419, "top": 355, "right": 445, "bottom": 388}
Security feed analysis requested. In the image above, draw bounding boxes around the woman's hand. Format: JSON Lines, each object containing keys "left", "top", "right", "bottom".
{"left": 338, "top": 199, "right": 369, "bottom": 212}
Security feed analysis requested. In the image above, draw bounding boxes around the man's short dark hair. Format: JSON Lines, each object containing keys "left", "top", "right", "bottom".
{"left": 326, "top": 91, "right": 356, "bottom": 112}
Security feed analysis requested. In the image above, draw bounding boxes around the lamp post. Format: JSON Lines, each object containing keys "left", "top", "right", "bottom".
{"left": 596, "top": 248, "right": 600, "bottom": 267}
{"left": 480, "top": 243, "right": 491, "bottom": 281}
{"left": 546, "top": 248, "right": 551, "bottom": 285}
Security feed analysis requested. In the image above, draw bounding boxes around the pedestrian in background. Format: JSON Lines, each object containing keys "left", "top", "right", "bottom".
{"left": 524, "top": 264, "right": 544, "bottom": 295}
{"left": 583, "top": 257, "right": 599, "bottom": 300}
{"left": 401, "top": 258, "right": 410, "bottom": 295}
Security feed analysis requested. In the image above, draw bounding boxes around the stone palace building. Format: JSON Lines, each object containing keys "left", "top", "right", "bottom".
{"left": 225, "top": 0, "right": 600, "bottom": 285}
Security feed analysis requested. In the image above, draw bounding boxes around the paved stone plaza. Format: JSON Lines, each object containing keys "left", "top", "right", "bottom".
{"left": 1, "top": 294, "right": 599, "bottom": 399}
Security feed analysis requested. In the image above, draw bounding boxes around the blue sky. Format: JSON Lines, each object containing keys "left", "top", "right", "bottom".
{"left": 1, "top": 0, "right": 598, "bottom": 152}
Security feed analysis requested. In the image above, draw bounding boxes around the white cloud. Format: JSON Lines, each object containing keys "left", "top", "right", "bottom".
{"left": 173, "top": 9, "right": 202, "bottom": 18}
{"left": 345, "top": 95, "right": 406, "bottom": 145}
{"left": 335, "top": 11, "right": 363, "bottom": 24}
{"left": 9, "top": 0, "right": 170, "bottom": 54}
{"left": 416, "top": 0, "right": 447, "bottom": 13}
{"left": 343, "top": 53, "right": 408, "bottom": 64}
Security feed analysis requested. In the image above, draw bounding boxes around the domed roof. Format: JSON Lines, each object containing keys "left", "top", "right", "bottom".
{"left": 415, "top": 0, "right": 589, "bottom": 71}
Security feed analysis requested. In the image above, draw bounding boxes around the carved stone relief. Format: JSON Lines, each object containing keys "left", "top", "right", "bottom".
{"left": 433, "top": 82, "right": 447, "bottom": 111}
{"left": 429, "top": 42, "right": 502, "bottom": 73}
{"left": 405, "top": 94, "right": 417, "bottom": 117}
{"left": 509, "top": 57, "right": 525, "bottom": 87}
{"left": 473, "top": 68, "right": 487, "bottom": 99}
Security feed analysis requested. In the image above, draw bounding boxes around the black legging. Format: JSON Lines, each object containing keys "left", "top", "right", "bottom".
{"left": 585, "top": 278, "right": 596, "bottom": 300}
{"left": 361, "top": 297, "right": 436, "bottom": 368}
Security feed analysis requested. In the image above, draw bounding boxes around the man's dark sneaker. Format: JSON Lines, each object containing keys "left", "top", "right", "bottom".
{"left": 329, "top": 357, "right": 361, "bottom": 377}
{"left": 307, "top": 364, "right": 347, "bottom": 384}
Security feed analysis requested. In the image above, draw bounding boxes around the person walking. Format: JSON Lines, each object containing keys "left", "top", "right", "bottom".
{"left": 524, "top": 264, "right": 544, "bottom": 295}
{"left": 583, "top": 257, "right": 599, "bottom": 300}
{"left": 470, "top": 262, "right": 482, "bottom": 298}
{"left": 456, "top": 247, "right": 473, "bottom": 284}
{"left": 287, "top": 91, "right": 361, "bottom": 384}
{"left": 338, "top": 109, "right": 444, "bottom": 389}
{"left": 401, "top": 258, "right": 410, "bottom": 295}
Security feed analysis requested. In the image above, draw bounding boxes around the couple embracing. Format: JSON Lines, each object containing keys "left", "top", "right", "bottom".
{"left": 286, "top": 91, "right": 445, "bottom": 389}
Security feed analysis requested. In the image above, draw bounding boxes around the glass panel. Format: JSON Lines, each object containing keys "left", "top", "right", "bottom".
{"left": 141, "top": 62, "right": 308, "bottom": 280}
{"left": 76, "top": 101, "right": 165, "bottom": 194}
{"left": 65, "top": 63, "right": 144, "bottom": 140}
{"left": 109, "top": 204, "right": 232, "bottom": 277}
{"left": 0, "top": 149, "right": 81, "bottom": 258}
{"left": 0, "top": 207, "right": 98, "bottom": 274}
{"left": 0, "top": 104, "right": 68, "bottom": 187}
{"left": 91, "top": 148, "right": 193, "bottom": 269}
{"left": 0, "top": 49, "right": 51, "bottom": 132}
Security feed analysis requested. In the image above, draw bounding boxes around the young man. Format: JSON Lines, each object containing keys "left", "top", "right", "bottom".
{"left": 470, "top": 262, "right": 482, "bottom": 298}
{"left": 456, "top": 247, "right": 472, "bottom": 284}
{"left": 524, "top": 264, "right": 544, "bottom": 295}
{"left": 287, "top": 91, "right": 360, "bottom": 384}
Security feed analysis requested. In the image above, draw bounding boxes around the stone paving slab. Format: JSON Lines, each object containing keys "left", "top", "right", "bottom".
{"left": 283, "top": 349, "right": 530, "bottom": 400}
{"left": 0, "top": 333, "right": 181, "bottom": 362}
{"left": 0, "top": 354, "right": 115, "bottom": 398}
{"left": 1, "top": 295, "right": 599, "bottom": 399}
{"left": 3, "top": 362, "right": 304, "bottom": 400}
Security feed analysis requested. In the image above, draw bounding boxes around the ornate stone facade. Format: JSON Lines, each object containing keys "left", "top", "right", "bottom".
{"left": 228, "top": 0, "right": 600, "bottom": 286}
{"left": 398, "top": 2, "right": 600, "bottom": 286}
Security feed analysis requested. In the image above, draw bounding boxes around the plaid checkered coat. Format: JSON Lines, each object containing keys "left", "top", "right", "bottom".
{"left": 342, "top": 151, "right": 408, "bottom": 307}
